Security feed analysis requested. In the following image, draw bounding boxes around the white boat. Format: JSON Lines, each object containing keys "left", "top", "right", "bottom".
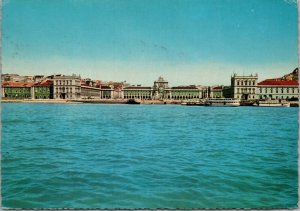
{"left": 256, "top": 101, "right": 290, "bottom": 107}
{"left": 206, "top": 98, "right": 240, "bottom": 107}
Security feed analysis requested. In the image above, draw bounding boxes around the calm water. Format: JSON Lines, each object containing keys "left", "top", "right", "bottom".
{"left": 2, "top": 103, "right": 298, "bottom": 208}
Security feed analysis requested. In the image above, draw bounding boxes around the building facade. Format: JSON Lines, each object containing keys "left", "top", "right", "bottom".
{"left": 231, "top": 74, "right": 258, "bottom": 100}
{"left": 257, "top": 80, "right": 298, "bottom": 100}
{"left": 121, "top": 77, "right": 205, "bottom": 100}
{"left": 53, "top": 75, "right": 81, "bottom": 99}
{"left": 170, "top": 86, "right": 201, "bottom": 100}
{"left": 2, "top": 81, "right": 34, "bottom": 99}
{"left": 152, "top": 76, "right": 171, "bottom": 100}
{"left": 33, "top": 80, "right": 53, "bottom": 99}
{"left": 100, "top": 85, "right": 113, "bottom": 99}
{"left": 210, "top": 86, "right": 223, "bottom": 98}
{"left": 123, "top": 86, "right": 153, "bottom": 99}
{"left": 81, "top": 85, "right": 101, "bottom": 99}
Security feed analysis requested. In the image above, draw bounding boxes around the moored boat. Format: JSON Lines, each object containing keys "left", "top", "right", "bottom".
{"left": 206, "top": 98, "right": 240, "bottom": 106}
{"left": 126, "top": 99, "right": 141, "bottom": 104}
{"left": 255, "top": 100, "right": 290, "bottom": 107}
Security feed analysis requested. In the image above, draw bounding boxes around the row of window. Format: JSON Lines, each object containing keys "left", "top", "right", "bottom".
{"left": 5, "top": 89, "right": 30, "bottom": 93}
{"left": 236, "top": 88, "right": 255, "bottom": 94}
{"left": 56, "top": 87, "right": 76, "bottom": 91}
{"left": 260, "top": 95, "right": 296, "bottom": 100}
{"left": 259, "top": 87, "right": 298, "bottom": 94}
{"left": 54, "top": 80, "right": 74, "bottom": 85}
{"left": 236, "top": 80, "right": 256, "bottom": 86}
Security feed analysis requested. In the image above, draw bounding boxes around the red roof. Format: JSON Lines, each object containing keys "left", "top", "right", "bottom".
{"left": 34, "top": 80, "right": 53, "bottom": 86}
{"left": 2, "top": 81, "right": 34, "bottom": 87}
{"left": 258, "top": 79, "right": 298, "bottom": 86}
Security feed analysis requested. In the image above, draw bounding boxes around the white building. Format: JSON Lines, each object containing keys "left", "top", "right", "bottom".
{"left": 257, "top": 79, "right": 298, "bottom": 100}
{"left": 231, "top": 74, "right": 258, "bottom": 100}
{"left": 53, "top": 75, "right": 81, "bottom": 99}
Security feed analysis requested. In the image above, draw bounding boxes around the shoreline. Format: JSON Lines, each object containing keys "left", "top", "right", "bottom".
{"left": 0, "top": 99, "right": 183, "bottom": 105}
{"left": 1, "top": 99, "right": 298, "bottom": 107}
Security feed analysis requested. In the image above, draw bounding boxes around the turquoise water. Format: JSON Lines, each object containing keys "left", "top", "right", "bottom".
{"left": 2, "top": 103, "right": 298, "bottom": 208}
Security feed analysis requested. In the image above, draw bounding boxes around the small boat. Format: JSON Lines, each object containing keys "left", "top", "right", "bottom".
{"left": 126, "top": 99, "right": 140, "bottom": 104}
{"left": 255, "top": 101, "right": 290, "bottom": 107}
{"left": 181, "top": 100, "right": 206, "bottom": 106}
{"left": 206, "top": 98, "right": 240, "bottom": 107}
{"left": 240, "top": 100, "right": 255, "bottom": 106}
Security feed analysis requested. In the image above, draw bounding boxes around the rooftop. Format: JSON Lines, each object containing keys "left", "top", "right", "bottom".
{"left": 34, "top": 80, "right": 53, "bottom": 86}
{"left": 124, "top": 86, "right": 152, "bottom": 90}
{"left": 2, "top": 81, "right": 35, "bottom": 87}
{"left": 171, "top": 85, "right": 198, "bottom": 90}
{"left": 258, "top": 79, "right": 298, "bottom": 86}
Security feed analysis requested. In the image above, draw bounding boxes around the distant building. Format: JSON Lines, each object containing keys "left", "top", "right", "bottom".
{"left": 210, "top": 86, "right": 224, "bottom": 98}
{"left": 33, "top": 80, "right": 53, "bottom": 99}
{"left": 81, "top": 85, "right": 101, "bottom": 99}
{"left": 33, "top": 75, "right": 45, "bottom": 82}
{"left": 121, "top": 77, "right": 205, "bottom": 100}
{"left": 123, "top": 86, "right": 152, "bottom": 99}
{"left": 281, "top": 68, "right": 298, "bottom": 81}
{"left": 2, "top": 81, "right": 34, "bottom": 99}
{"left": 231, "top": 74, "right": 258, "bottom": 100}
{"left": 1, "top": 74, "right": 32, "bottom": 82}
{"left": 257, "top": 80, "right": 298, "bottom": 100}
{"left": 1, "top": 74, "right": 19, "bottom": 82}
{"left": 222, "top": 86, "right": 233, "bottom": 98}
{"left": 107, "top": 82, "right": 125, "bottom": 99}
{"left": 152, "top": 76, "right": 170, "bottom": 100}
{"left": 100, "top": 85, "right": 113, "bottom": 99}
{"left": 53, "top": 75, "right": 81, "bottom": 99}
{"left": 170, "top": 85, "right": 202, "bottom": 100}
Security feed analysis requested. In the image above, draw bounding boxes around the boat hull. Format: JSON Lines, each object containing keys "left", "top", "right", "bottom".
{"left": 206, "top": 98, "right": 240, "bottom": 107}
{"left": 208, "top": 102, "right": 240, "bottom": 107}
{"left": 256, "top": 103, "right": 290, "bottom": 107}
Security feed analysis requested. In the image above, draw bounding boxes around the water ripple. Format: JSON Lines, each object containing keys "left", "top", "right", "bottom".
{"left": 2, "top": 104, "right": 298, "bottom": 208}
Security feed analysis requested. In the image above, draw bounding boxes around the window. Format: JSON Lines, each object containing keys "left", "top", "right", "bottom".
{"left": 276, "top": 88, "right": 278, "bottom": 93}
{"left": 287, "top": 88, "right": 289, "bottom": 93}
{"left": 237, "top": 81, "right": 240, "bottom": 86}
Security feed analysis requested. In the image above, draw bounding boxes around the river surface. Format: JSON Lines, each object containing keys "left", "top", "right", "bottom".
{"left": 2, "top": 103, "right": 298, "bottom": 208}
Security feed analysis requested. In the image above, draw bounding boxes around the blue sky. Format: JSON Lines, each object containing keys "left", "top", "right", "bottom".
{"left": 2, "top": 0, "right": 298, "bottom": 86}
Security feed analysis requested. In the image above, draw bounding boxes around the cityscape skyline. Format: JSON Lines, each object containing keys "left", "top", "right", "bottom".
{"left": 3, "top": 0, "right": 298, "bottom": 86}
